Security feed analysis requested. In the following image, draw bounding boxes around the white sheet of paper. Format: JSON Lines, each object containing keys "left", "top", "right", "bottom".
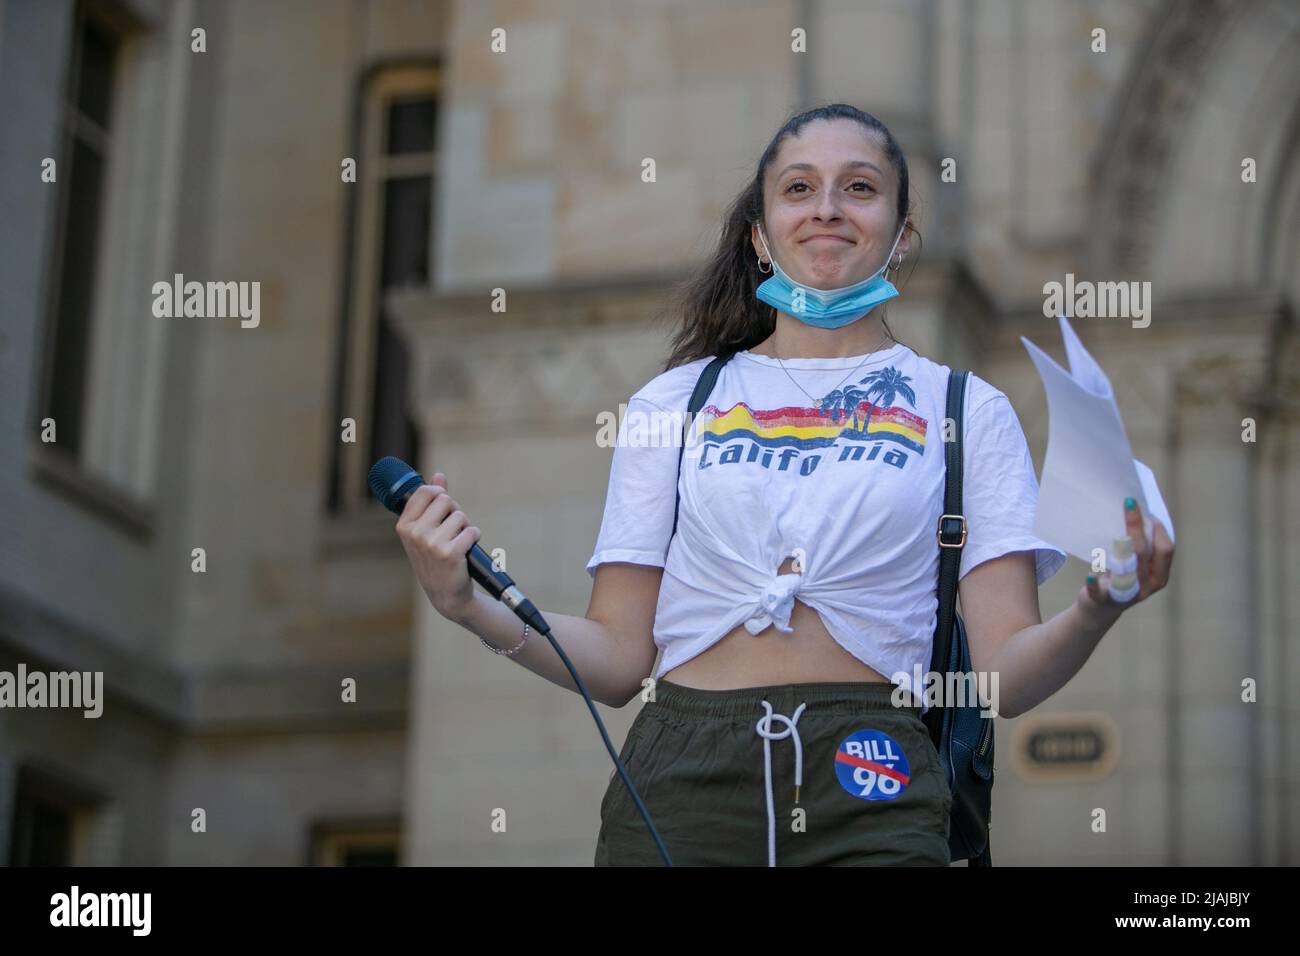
{"left": 1020, "top": 316, "right": 1175, "bottom": 564}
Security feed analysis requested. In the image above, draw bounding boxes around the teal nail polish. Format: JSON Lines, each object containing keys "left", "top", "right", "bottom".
{"left": 1124, "top": 497, "right": 1136, "bottom": 511}
{"left": 1086, "top": 574, "right": 1096, "bottom": 585}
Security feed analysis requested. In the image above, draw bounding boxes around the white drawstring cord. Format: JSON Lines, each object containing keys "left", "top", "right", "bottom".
{"left": 755, "top": 700, "right": 807, "bottom": 867}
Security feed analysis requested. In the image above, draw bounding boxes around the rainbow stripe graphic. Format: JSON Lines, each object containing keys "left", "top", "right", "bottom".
{"left": 698, "top": 400, "right": 927, "bottom": 454}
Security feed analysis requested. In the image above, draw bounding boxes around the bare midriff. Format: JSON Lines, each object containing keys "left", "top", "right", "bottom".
{"left": 660, "top": 555, "right": 892, "bottom": 689}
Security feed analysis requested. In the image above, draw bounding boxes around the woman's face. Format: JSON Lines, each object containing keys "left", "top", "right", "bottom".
{"left": 751, "top": 118, "right": 910, "bottom": 290}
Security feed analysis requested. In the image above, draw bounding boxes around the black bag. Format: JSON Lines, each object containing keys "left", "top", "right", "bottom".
{"left": 671, "top": 352, "right": 992, "bottom": 866}
{"left": 921, "top": 369, "right": 994, "bottom": 867}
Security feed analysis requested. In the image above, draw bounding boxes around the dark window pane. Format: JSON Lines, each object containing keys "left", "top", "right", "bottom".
{"left": 29, "top": 801, "right": 74, "bottom": 866}
{"left": 386, "top": 97, "right": 435, "bottom": 154}
{"left": 342, "top": 846, "right": 398, "bottom": 866}
{"left": 46, "top": 135, "right": 108, "bottom": 458}
{"left": 379, "top": 176, "right": 431, "bottom": 289}
{"left": 368, "top": 174, "right": 429, "bottom": 477}
{"left": 10, "top": 789, "right": 73, "bottom": 867}
{"left": 366, "top": 313, "right": 420, "bottom": 487}
{"left": 76, "top": 18, "right": 115, "bottom": 128}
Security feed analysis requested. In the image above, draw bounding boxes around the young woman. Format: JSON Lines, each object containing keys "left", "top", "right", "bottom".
{"left": 394, "top": 104, "right": 1175, "bottom": 866}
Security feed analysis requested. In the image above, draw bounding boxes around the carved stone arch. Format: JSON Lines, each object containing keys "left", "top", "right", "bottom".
{"left": 1085, "top": 0, "right": 1251, "bottom": 278}
{"left": 1162, "top": 0, "right": 1300, "bottom": 294}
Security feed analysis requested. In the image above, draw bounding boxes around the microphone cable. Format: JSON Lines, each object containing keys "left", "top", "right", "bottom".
{"left": 368, "top": 456, "right": 673, "bottom": 866}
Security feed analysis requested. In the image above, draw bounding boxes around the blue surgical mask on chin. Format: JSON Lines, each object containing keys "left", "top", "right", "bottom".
{"left": 755, "top": 222, "right": 907, "bottom": 329}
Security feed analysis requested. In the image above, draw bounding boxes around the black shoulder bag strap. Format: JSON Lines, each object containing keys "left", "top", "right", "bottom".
{"left": 927, "top": 369, "right": 969, "bottom": 741}
{"left": 671, "top": 351, "right": 736, "bottom": 538}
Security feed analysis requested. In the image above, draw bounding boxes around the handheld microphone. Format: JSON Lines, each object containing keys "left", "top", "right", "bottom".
{"left": 367, "top": 455, "right": 673, "bottom": 866}
{"left": 368, "top": 456, "right": 548, "bottom": 634}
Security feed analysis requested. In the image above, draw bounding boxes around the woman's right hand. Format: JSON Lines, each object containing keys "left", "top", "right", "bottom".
{"left": 394, "top": 471, "right": 483, "bottom": 623}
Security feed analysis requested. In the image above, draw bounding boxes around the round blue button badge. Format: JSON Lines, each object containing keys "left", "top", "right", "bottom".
{"left": 834, "top": 729, "right": 911, "bottom": 801}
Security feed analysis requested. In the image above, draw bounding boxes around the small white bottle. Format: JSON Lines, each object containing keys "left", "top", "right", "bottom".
{"left": 1108, "top": 536, "right": 1140, "bottom": 603}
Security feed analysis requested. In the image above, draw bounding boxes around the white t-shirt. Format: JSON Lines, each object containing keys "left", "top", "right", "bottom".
{"left": 586, "top": 341, "right": 1069, "bottom": 713}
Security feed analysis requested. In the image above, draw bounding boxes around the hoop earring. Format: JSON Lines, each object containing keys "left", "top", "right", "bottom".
{"left": 757, "top": 255, "right": 772, "bottom": 274}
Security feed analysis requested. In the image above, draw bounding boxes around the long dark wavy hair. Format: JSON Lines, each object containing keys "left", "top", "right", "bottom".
{"left": 662, "top": 104, "right": 920, "bottom": 372}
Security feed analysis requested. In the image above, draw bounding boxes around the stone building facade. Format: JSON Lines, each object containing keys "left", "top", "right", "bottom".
{"left": 1, "top": 0, "right": 1296, "bottom": 865}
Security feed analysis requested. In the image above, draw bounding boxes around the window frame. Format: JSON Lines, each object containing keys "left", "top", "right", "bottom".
{"left": 34, "top": 1, "right": 122, "bottom": 466}
{"left": 28, "top": 0, "right": 154, "bottom": 537}
{"left": 330, "top": 63, "right": 440, "bottom": 516}
{"left": 308, "top": 817, "right": 402, "bottom": 866}
{"left": 8, "top": 762, "right": 108, "bottom": 867}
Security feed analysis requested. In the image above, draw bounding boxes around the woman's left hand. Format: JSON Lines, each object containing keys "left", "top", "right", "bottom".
{"left": 1077, "top": 498, "right": 1175, "bottom": 615}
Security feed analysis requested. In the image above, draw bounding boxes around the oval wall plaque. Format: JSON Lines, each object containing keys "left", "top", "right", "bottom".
{"left": 1011, "top": 712, "right": 1122, "bottom": 783}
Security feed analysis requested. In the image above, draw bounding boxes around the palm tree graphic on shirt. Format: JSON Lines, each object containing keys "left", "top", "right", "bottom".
{"left": 816, "top": 367, "right": 917, "bottom": 434}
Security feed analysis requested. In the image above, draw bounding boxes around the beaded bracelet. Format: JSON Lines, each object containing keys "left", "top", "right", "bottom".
{"left": 480, "top": 623, "right": 530, "bottom": 656}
